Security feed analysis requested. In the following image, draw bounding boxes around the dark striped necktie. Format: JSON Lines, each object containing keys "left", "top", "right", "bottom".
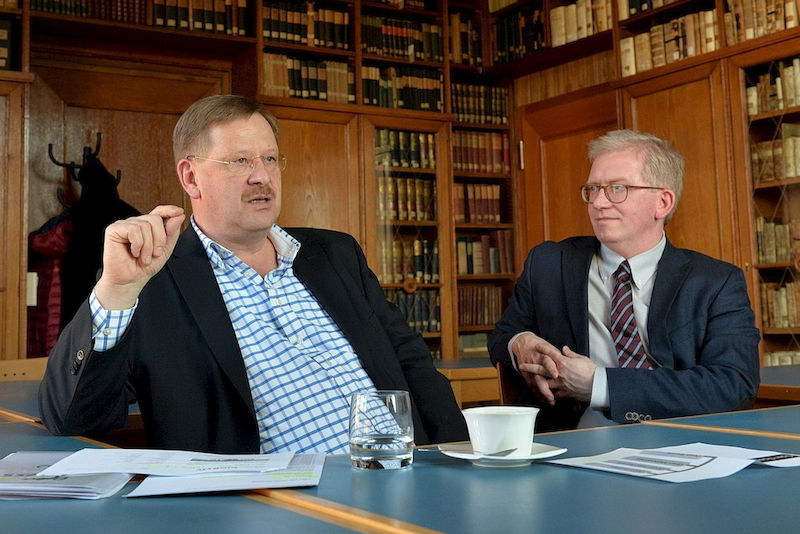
{"left": 610, "top": 260, "right": 652, "bottom": 369}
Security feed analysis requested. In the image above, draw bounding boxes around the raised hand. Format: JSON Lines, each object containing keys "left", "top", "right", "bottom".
{"left": 94, "top": 205, "right": 185, "bottom": 310}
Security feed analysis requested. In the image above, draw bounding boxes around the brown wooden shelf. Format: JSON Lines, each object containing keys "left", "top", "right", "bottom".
{"left": 452, "top": 171, "right": 511, "bottom": 181}
{"left": 617, "top": 0, "right": 716, "bottom": 34}
{"left": 0, "top": 70, "right": 34, "bottom": 83}
{"left": 262, "top": 41, "right": 356, "bottom": 60}
{"left": 31, "top": 12, "right": 256, "bottom": 58}
{"left": 489, "top": 31, "right": 613, "bottom": 79}
{"left": 455, "top": 222, "right": 514, "bottom": 230}
{"left": 754, "top": 176, "right": 800, "bottom": 190}
{"left": 749, "top": 104, "right": 800, "bottom": 124}
{"left": 458, "top": 324, "right": 496, "bottom": 332}
{"left": 756, "top": 262, "right": 795, "bottom": 270}
{"left": 456, "top": 273, "right": 515, "bottom": 281}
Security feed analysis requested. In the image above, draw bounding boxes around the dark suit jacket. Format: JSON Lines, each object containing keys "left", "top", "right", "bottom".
{"left": 40, "top": 227, "right": 468, "bottom": 452}
{"left": 488, "top": 236, "right": 761, "bottom": 432}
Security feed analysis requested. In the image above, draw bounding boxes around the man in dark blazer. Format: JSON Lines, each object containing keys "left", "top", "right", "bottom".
{"left": 39, "top": 95, "right": 467, "bottom": 453}
{"left": 489, "top": 130, "right": 760, "bottom": 432}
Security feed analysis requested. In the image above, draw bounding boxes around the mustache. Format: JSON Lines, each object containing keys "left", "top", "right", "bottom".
{"left": 243, "top": 187, "right": 276, "bottom": 201}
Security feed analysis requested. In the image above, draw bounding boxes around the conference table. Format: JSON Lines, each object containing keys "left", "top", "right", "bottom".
{"left": 4, "top": 382, "right": 800, "bottom": 533}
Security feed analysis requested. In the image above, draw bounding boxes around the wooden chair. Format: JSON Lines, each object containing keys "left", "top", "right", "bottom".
{"left": 497, "top": 361, "right": 527, "bottom": 405}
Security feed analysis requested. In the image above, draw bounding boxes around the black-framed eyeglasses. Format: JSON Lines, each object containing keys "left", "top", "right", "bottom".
{"left": 186, "top": 154, "right": 287, "bottom": 175}
{"left": 580, "top": 184, "right": 663, "bottom": 204}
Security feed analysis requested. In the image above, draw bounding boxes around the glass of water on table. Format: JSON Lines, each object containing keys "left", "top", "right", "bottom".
{"left": 349, "top": 390, "right": 414, "bottom": 470}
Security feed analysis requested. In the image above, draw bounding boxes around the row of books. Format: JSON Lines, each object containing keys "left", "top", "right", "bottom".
{"left": 760, "top": 281, "right": 800, "bottom": 328}
{"left": 262, "top": 2, "right": 349, "bottom": 50}
{"left": 490, "top": 6, "right": 545, "bottom": 64}
{"left": 746, "top": 58, "right": 800, "bottom": 115}
{"left": 261, "top": 54, "right": 354, "bottom": 103}
{"left": 619, "top": 0, "right": 679, "bottom": 19}
{"left": 458, "top": 333, "right": 489, "bottom": 358}
{"left": 456, "top": 231, "right": 514, "bottom": 275}
{"left": 362, "top": 65, "right": 443, "bottom": 111}
{"left": 0, "top": 19, "right": 9, "bottom": 71}
{"left": 377, "top": 238, "right": 439, "bottom": 285}
{"left": 453, "top": 184, "right": 503, "bottom": 225}
{"left": 750, "top": 130, "right": 800, "bottom": 183}
{"left": 375, "top": 128, "right": 437, "bottom": 170}
{"left": 373, "top": 0, "right": 427, "bottom": 9}
{"left": 726, "top": 0, "right": 800, "bottom": 44}
{"left": 755, "top": 216, "right": 800, "bottom": 264}
{"left": 452, "top": 130, "right": 511, "bottom": 175}
{"left": 549, "top": 0, "right": 613, "bottom": 48}
{"left": 764, "top": 350, "right": 800, "bottom": 366}
{"left": 619, "top": 10, "right": 719, "bottom": 77}
{"left": 451, "top": 83, "right": 509, "bottom": 126}
{"left": 376, "top": 176, "right": 436, "bottom": 223}
{"left": 33, "top": 0, "right": 148, "bottom": 23}
{"left": 362, "top": 15, "right": 443, "bottom": 63}
{"left": 31, "top": 0, "right": 250, "bottom": 34}
{"left": 449, "top": 10, "right": 482, "bottom": 67}
{"left": 458, "top": 285, "right": 503, "bottom": 327}
{"left": 385, "top": 288, "right": 441, "bottom": 334}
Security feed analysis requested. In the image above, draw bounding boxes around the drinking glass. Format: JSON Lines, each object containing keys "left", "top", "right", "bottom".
{"left": 349, "top": 390, "right": 414, "bottom": 470}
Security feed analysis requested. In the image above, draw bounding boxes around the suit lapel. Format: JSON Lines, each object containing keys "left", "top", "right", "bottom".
{"left": 646, "top": 240, "right": 690, "bottom": 368}
{"left": 166, "top": 228, "right": 256, "bottom": 418}
{"left": 290, "top": 232, "right": 365, "bottom": 346}
{"left": 562, "top": 239, "right": 597, "bottom": 353}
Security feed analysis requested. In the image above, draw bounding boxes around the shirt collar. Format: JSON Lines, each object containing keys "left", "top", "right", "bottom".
{"left": 598, "top": 234, "right": 666, "bottom": 288}
{"left": 191, "top": 216, "right": 301, "bottom": 271}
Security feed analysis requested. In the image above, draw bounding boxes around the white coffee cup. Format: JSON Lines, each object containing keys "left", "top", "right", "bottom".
{"left": 461, "top": 406, "right": 540, "bottom": 458}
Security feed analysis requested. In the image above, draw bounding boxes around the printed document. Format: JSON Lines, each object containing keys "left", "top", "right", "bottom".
{"left": 38, "top": 448, "right": 293, "bottom": 477}
{"left": 548, "top": 442, "right": 800, "bottom": 483}
{"left": 124, "top": 453, "right": 326, "bottom": 497}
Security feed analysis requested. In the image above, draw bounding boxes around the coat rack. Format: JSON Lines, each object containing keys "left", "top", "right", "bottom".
{"left": 48, "top": 132, "right": 122, "bottom": 184}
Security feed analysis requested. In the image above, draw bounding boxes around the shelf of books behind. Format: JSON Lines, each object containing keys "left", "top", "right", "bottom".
{"left": 374, "top": 125, "right": 444, "bottom": 358}
{"left": 0, "top": 0, "right": 21, "bottom": 72}
{"left": 30, "top": 0, "right": 254, "bottom": 35}
{"left": 746, "top": 51, "right": 800, "bottom": 368}
{"left": 451, "top": 80, "right": 513, "bottom": 359}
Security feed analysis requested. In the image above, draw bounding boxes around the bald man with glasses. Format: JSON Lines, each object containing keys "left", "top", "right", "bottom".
{"left": 489, "top": 129, "right": 760, "bottom": 431}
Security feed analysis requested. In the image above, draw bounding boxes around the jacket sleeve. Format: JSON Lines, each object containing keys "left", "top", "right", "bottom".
{"left": 38, "top": 299, "right": 132, "bottom": 436}
{"left": 606, "top": 265, "right": 761, "bottom": 422}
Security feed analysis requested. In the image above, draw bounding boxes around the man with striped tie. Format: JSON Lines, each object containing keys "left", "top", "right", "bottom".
{"left": 489, "top": 130, "right": 760, "bottom": 431}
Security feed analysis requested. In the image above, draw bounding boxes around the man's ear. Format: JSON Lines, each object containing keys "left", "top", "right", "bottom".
{"left": 655, "top": 188, "right": 676, "bottom": 221}
{"left": 177, "top": 159, "right": 201, "bottom": 199}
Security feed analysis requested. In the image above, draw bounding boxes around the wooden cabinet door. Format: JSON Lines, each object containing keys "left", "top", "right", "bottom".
{"left": 519, "top": 87, "right": 619, "bottom": 250}
{"left": 0, "top": 81, "right": 27, "bottom": 360}
{"left": 621, "top": 61, "right": 741, "bottom": 265}
{"left": 270, "top": 107, "right": 362, "bottom": 243}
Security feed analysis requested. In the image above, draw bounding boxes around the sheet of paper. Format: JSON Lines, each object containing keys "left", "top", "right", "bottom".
{"left": 124, "top": 453, "right": 326, "bottom": 497}
{"left": 548, "top": 445, "right": 754, "bottom": 483}
{"left": 657, "top": 442, "right": 800, "bottom": 467}
{"left": 0, "top": 451, "right": 131, "bottom": 499}
{"left": 38, "top": 448, "right": 293, "bottom": 477}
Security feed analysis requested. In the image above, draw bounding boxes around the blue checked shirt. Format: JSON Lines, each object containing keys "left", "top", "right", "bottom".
{"left": 90, "top": 218, "right": 379, "bottom": 454}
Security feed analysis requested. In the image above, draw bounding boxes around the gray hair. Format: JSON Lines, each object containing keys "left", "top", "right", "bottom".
{"left": 589, "top": 129, "right": 684, "bottom": 223}
{"left": 173, "top": 94, "right": 279, "bottom": 165}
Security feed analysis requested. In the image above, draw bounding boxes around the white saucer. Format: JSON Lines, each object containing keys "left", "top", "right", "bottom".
{"left": 438, "top": 442, "right": 567, "bottom": 468}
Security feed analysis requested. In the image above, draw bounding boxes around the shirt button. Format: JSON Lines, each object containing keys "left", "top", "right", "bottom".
{"left": 91, "top": 326, "right": 98, "bottom": 334}
{"left": 275, "top": 297, "right": 285, "bottom": 306}
{"left": 102, "top": 328, "right": 112, "bottom": 336}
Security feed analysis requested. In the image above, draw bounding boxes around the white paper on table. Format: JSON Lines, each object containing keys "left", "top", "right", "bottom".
{"left": 123, "top": 453, "right": 325, "bottom": 497}
{"left": 0, "top": 451, "right": 132, "bottom": 499}
{"left": 38, "top": 448, "right": 294, "bottom": 477}
{"left": 547, "top": 445, "right": 754, "bottom": 483}
{"left": 657, "top": 442, "right": 800, "bottom": 467}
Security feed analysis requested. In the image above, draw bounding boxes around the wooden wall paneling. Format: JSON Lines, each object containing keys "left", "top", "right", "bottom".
{"left": 621, "top": 61, "right": 739, "bottom": 265}
{"left": 269, "top": 106, "right": 361, "bottom": 243}
{"left": 519, "top": 87, "right": 619, "bottom": 250}
{"left": 0, "top": 81, "right": 26, "bottom": 360}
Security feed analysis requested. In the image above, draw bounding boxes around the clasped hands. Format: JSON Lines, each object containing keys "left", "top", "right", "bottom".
{"left": 512, "top": 332, "right": 596, "bottom": 404}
